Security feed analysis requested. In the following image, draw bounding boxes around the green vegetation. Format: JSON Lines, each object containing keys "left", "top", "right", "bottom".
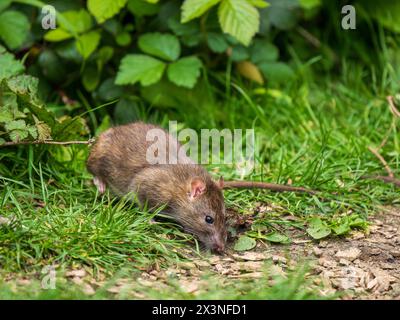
{"left": 0, "top": 0, "right": 399, "bottom": 299}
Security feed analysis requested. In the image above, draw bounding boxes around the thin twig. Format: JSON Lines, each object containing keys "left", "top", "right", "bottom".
{"left": 0, "top": 138, "right": 95, "bottom": 147}
{"left": 361, "top": 175, "right": 400, "bottom": 188}
{"left": 367, "top": 146, "right": 394, "bottom": 178}
{"left": 387, "top": 95, "right": 400, "bottom": 118}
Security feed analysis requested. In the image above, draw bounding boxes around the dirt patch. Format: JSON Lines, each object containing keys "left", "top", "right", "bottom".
{"left": 152, "top": 206, "right": 400, "bottom": 299}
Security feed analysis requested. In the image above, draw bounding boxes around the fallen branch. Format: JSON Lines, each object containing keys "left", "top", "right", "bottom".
{"left": 0, "top": 138, "right": 95, "bottom": 147}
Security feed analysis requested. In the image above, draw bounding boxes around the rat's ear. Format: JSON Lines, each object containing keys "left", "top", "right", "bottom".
{"left": 217, "top": 176, "right": 224, "bottom": 189}
{"left": 189, "top": 177, "right": 206, "bottom": 200}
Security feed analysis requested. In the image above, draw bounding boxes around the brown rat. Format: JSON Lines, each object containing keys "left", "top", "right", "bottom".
{"left": 87, "top": 122, "right": 317, "bottom": 253}
{"left": 87, "top": 122, "right": 227, "bottom": 253}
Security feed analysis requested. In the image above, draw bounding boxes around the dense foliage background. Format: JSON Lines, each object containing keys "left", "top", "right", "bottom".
{"left": 1, "top": 0, "right": 399, "bottom": 144}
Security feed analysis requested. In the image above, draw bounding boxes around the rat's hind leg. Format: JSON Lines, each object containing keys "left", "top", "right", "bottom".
{"left": 93, "top": 176, "right": 106, "bottom": 194}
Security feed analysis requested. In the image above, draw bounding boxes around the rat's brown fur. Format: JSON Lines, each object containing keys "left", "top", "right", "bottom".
{"left": 87, "top": 122, "right": 227, "bottom": 252}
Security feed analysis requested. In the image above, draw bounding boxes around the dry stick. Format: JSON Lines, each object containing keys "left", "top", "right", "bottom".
{"left": 0, "top": 138, "right": 95, "bottom": 147}
{"left": 222, "top": 180, "right": 318, "bottom": 195}
{"left": 367, "top": 146, "right": 394, "bottom": 178}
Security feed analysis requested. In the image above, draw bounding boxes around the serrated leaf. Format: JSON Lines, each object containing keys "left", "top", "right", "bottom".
{"left": 5, "top": 119, "right": 26, "bottom": 131}
{"left": 218, "top": 0, "right": 260, "bottom": 46}
{"left": 0, "top": 10, "right": 30, "bottom": 50}
{"left": 6, "top": 75, "right": 39, "bottom": 99}
{"left": 76, "top": 31, "right": 101, "bottom": 59}
{"left": 234, "top": 235, "right": 256, "bottom": 251}
{"left": 138, "top": 33, "right": 180, "bottom": 61}
{"left": 306, "top": 218, "right": 331, "bottom": 240}
{"left": 60, "top": 10, "right": 93, "bottom": 34}
{"left": 236, "top": 60, "right": 264, "bottom": 84}
{"left": 181, "top": 0, "right": 221, "bottom": 23}
{"left": 27, "top": 125, "right": 38, "bottom": 139}
{"left": 44, "top": 28, "right": 73, "bottom": 42}
{"left": 0, "top": 51, "right": 24, "bottom": 81}
{"left": 9, "top": 129, "right": 28, "bottom": 142}
{"left": 167, "top": 56, "right": 202, "bottom": 88}
{"left": 0, "top": 107, "right": 13, "bottom": 122}
{"left": 35, "top": 121, "right": 52, "bottom": 141}
{"left": 88, "top": 0, "right": 128, "bottom": 23}
{"left": 115, "top": 54, "right": 166, "bottom": 86}
{"left": 0, "top": 138, "right": 5, "bottom": 145}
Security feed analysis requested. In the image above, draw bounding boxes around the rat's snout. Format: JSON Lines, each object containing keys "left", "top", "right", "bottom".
{"left": 211, "top": 236, "right": 225, "bottom": 254}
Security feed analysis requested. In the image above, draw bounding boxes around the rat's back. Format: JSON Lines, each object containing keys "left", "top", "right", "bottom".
{"left": 87, "top": 122, "right": 192, "bottom": 194}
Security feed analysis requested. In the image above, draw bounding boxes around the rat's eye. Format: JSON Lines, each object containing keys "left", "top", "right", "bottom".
{"left": 205, "top": 216, "right": 214, "bottom": 224}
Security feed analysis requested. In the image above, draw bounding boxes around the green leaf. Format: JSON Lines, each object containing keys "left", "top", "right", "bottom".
{"left": 249, "top": 0, "right": 269, "bottom": 8}
{"left": 82, "top": 66, "right": 100, "bottom": 91}
{"left": 0, "top": 0, "right": 12, "bottom": 12}
{"left": 5, "top": 119, "right": 26, "bottom": 131}
{"left": 207, "top": 32, "right": 229, "bottom": 53}
{"left": 9, "top": 129, "right": 28, "bottom": 142}
{"left": 234, "top": 235, "right": 256, "bottom": 251}
{"left": 97, "top": 78, "right": 124, "bottom": 101}
{"left": 181, "top": 0, "right": 221, "bottom": 23}
{"left": 0, "top": 10, "right": 30, "bottom": 50}
{"left": 264, "top": 232, "right": 290, "bottom": 244}
{"left": 115, "top": 54, "right": 166, "bottom": 86}
{"left": 44, "top": 29, "right": 73, "bottom": 42}
{"left": 76, "top": 31, "right": 101, "bottom": 59}
{"left": 88, "top": 0, "right": 128, "bottom": 23}
{"left": 116, "top": 31, "right": 132, "bottom": 46}
{"left": 0, "top": 138, "right": 5, "bottom": 145}
{"left": 250, "top": 40, "right": 279, "bottom": 64}
{"left": 267, "top": 0, "right": 299, "bottom": 30}
{"left": 60, "top": 10, "right": 93, "bottom": 34}
{"left": 231, "top": 45, "right": 249, "bottom": 61}
{"left": 138, "top": 33, "right": 180, "bottom": 61}
{"left": 6, "top": 75, "right": 39, "bottom": 103}
{"left": 258, "top": 61, "right": 295, "bottom": 83}
{"left": 167, "top": 56, "right": 202, "bottom": 88}
{"left": 0, "top": 107, "right": 14, "bottom": 123}
{"left": 306, "top": 218, "right": 331, "bottom": 240}
{"left": 27, "top": 125, "right": 38, "bottom": 139}
{"left": 168, "top": 15, "right": 199, "bottom": 37}
{"left": 331, "top": 223, "right": 350, "bottom": 236}
{"left": 0, "top": 51, "right": 24, "bottom": 81}
{"left": 218, "top": 0, "right": 260, "bottom": 46}
{"left": 127, "top": 0, "right": 160, "bottom": 16}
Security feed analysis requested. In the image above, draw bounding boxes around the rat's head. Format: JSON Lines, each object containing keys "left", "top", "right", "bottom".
{"left": 175, "top": 176, "right": 227, "bottom": 253}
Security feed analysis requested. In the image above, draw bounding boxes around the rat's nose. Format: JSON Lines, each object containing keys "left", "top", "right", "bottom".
{"left": 212, "top": 242, "right": 225, "bottom": 254}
